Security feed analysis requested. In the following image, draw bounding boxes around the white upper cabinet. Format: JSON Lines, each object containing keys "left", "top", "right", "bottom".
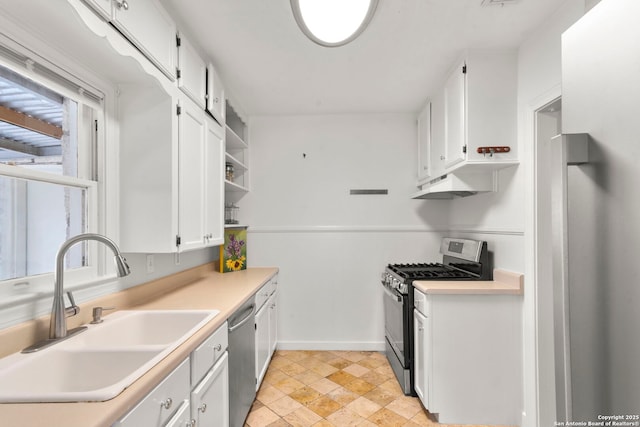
{"left": 177, "top": 96, "right": 207, "bottom": 252}
{"left": 177, "top": 32, "right": 207, "bottom": 108}
{"left": 417, "top": 102, "right": 431, "bottom": 181}
{"left": 204, "top": 116, "right": 225, "bottom": 247}
{"left": 82, "top": 0, "right": 113, "bottom": 19}
{"left": 444, "top": 60, "right": 466, "bottom": 169}
{"left": 207, "top": 63, "right": 226, "bottom": 124}
{"left": 111, "top": 0, "right": 177, "bottom": 79}
{"left": 76, "top": 0, "right": 177, "bottom": 80}
{"left": 119, "top": 86, "right": 224, "bottom": 253}
{"left": 423, "top": 50, "right": 518, "bottom": 179}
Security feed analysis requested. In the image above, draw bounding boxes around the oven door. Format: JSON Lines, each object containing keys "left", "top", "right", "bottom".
{"left": 383, "top": 285, "right": 407, "bottom": 366}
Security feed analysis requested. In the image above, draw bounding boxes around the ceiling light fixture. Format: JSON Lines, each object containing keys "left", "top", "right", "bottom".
{"left": 290, "top": 0, "right": 379, "bottom": 47}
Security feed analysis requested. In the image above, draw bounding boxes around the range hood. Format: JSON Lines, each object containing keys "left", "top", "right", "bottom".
{"left": 411, "top": 172, "right": 496, "bottom": 200}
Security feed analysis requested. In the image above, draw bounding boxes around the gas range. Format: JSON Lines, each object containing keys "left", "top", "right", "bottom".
{"left": 381, "top": 237, "right": 492, "bottom": 396}
{"left": 382, "top": 238, "right": 491, "bottom": 295}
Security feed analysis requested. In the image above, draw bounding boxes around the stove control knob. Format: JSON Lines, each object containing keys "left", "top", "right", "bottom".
{"left": 391, "top": 278, "right": 399, "bottom": 290}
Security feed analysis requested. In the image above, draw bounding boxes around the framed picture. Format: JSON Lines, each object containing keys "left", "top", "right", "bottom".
{"left": 220, "top": 227, "right": 247, "bottom": 273}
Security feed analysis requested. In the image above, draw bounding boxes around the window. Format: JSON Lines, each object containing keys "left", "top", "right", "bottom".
{"left": 0, "top": 49, "right": 103, "bottom": 286}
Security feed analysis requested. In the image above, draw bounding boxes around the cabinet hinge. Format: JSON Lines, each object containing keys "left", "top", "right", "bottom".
{"left": 462, "top": 145, "right": 467, "bottom": 154}
{"left": 176, "top": 105, "right": 182, "bottom": 115}
{"left": 176, "top": 68, "right": 181, "bottom": 79}
{"left": 95, "top": 120, "right": 98, "bottom": 132}
{"left": 176, "top": 34, "right": 181, "bottom": 47}
{"left": 176, "top": 235, "right": 181, "bottom": 246}
{"left": 462, "top": 64, "right": 467, "bottom": 74}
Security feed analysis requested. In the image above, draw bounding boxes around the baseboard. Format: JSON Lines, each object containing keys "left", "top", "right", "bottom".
{"left": 277, "top": 340, "right": 386, "bottom": 352}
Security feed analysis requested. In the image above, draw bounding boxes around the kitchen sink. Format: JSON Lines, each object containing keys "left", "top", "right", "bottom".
{"left": 0, "top": 309, "right": 219, "bottom": 403}
{"left": 0, "top": 349, "right": 162, "bottom": 402}
{"left": 72, "top": 310, "right": 219, "bottom": 347}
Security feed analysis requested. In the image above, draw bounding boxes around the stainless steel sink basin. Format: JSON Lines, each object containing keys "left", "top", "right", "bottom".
{"left": 0, "top": 309, "right": 219, "bottom": 402}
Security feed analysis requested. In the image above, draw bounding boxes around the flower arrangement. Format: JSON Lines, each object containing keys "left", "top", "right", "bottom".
{"left": 220, "top": 228, "right": 247, "bottom": 272}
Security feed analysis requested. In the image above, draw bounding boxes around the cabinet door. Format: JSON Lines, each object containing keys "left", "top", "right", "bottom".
{"left": 417, "top": 102, "right": 431, "bottom": 181}
{"left": 178, "top": 97, "right": 207, "bottom": 252}
{"left": 413, "top": 309, "right": 429, "bottom": 408}
{"left": 178, "top": 32, "right": 207, "bottom": 108}
{"left": 268, "top": 291, "right": 278, "bottom": 354}
{"left": 255, "top": 303, "right": 270, "bottom": 388}
{"left": 204, "top": 117, "right": 224, "bottom": 247}
{"left": 430, "top": 88, "right": 446, "bottom": 179}
{"left": 191, "top": 352, "right": 230, "bottom": 427}
{"left": 207, "top": 64, "right": 226, "bottom": 123}
{"left": 444, "top": 61, "right": 466, "bottom": 169}
{"left": 112, "top": 0, "right": 177, "bottom": 79}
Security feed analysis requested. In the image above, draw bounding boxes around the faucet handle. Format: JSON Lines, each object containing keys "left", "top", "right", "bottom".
{"left": 64, "top": 291, "right": 80, "bottom": 317}
{"left": 90, "top": 306, "right": 116, "bottom": 324}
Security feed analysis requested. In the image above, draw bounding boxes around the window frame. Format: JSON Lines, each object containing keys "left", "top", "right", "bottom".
{"left": 0, "top": 36, "right": 117, "bottom": 297}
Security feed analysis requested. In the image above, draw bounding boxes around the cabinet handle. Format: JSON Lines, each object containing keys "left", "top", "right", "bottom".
{"left": 214, "top": 343, "right": 222, "bottom": 351}
{"left": 440, "top": 155, "right": 445, "bottom": 160}
{"left": 214, "top": 97, "right": 219, "bottom": 104}
{"left": 198, "top": 403, "right": 207, "bottom": 413}
{"left": 188, "top": 420, "right": 196, "bottom": 427}
{"left": 115, "top": 0, "right": 129, "bottom": 10}
{"left": 160, "top": 397, "right": 173, "bottom": 410}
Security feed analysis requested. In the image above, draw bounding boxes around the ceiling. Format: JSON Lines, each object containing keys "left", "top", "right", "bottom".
{"left": 161, "top": 0, "right": 566, "bottom": 116}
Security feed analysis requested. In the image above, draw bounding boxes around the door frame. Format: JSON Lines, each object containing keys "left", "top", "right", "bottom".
{"left": 523, "top": 86, "right": 562, "bottom": 427}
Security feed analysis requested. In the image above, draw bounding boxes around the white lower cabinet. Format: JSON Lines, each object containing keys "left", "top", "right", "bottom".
{"left": 114, "top": 358, "right": 190, "bottom": 427}
{"left": 191, "top": 352, "right": 229, "bottom": 427}
{"left": 268, "top": 291, "right": 278, "bottom": 355}
{"left": 114, "top": 323, "right": 229, "bottom": 427}
{"left": 412, "top": 288, "right": 522, "bottom": 425}
{"left": 164, "top": 400, "right": 192, "bottom": 427}
{"left": 413, "top": 308, "right": 429, "bottom": 406}
{"left": 255, "top": 301, "right": 270, "bottom": 388}
{"left": 255, "top": 277, "right": 278, "bottom": 389}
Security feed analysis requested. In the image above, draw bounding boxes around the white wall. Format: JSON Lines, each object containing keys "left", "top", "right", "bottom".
{"left": 240, "top": 114, "right": 449, "bottom": 349}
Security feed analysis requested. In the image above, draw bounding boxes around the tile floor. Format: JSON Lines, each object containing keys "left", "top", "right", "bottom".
{"left": 245, "top": 350, "right": 504, "bottom": 427}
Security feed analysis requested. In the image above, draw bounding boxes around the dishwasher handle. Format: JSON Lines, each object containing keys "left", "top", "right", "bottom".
{"left": 228, "top": 303, "right": 256, "bottom": 332}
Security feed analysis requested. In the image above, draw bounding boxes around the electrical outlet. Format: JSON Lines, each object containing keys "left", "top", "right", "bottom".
{"left": 146, "top": 254, "right": 154, "bottom": 273}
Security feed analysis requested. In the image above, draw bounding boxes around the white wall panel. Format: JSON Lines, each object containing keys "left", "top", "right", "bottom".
{"left": 241, "top": 114, "right": 449, "bottom": 349}
{"left": 247, "top": 229, "right": 443, "bottom": 350}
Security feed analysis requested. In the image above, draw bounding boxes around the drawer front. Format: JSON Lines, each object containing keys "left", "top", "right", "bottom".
{"left": 256, "top": 276, "right": 278, "bottom": 310}
{"left": 116, "top": 358, "right": 190, "bottom": 427}
{"left": 164, "top": 399, "right": 191, "bottom": 427}
{"left": 255, "top": 281, "right": 271, "bottom": 311}
{"left": 414, "top": 288, "right": 429, "bottom": 317}
{"left": 191, "top": 322, "right": 228, "bottom": 386}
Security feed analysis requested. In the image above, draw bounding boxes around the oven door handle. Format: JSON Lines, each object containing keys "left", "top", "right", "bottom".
{"left": 383, "top": 286, "right": 402, "bottom": 302}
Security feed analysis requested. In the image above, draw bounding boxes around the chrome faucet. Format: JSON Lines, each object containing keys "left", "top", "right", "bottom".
{"left": 22, "top": 233, "right": 130, "bottom": 353}
{"left": 50, "top": 233, "right": 130, "bottom": 339}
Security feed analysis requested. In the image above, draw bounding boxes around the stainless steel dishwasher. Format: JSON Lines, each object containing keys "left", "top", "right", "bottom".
{"left": 228, "top": 297, "right": 257, "bottom": 427}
